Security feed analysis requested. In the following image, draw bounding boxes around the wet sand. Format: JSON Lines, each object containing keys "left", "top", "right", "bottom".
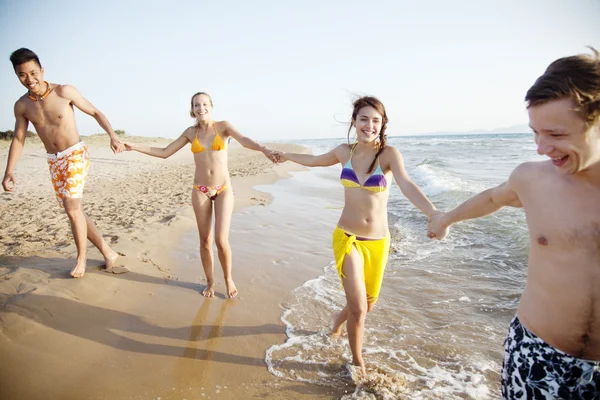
{"left": 0, "top": 135, "right": 347, "bottom": 399}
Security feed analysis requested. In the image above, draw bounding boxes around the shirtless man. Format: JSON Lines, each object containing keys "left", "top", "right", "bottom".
{"left": 3, "top": 48, "right": 125, "bottom": 278}
{"left": 428, "top": 48, "right": 600, "bottom": 398}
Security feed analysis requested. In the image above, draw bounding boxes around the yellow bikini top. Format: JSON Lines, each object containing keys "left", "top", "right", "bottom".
{"left": 191, "top": 125, "right": 227, "bottom": 153}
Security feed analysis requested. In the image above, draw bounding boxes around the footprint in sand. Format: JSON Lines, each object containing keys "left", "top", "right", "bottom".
{"left": 104, "top": 266, "right": 130, "bottom": 274}
{"left": 1, "top": 273, "right": 14, "bottom": 281}
{"left": 16, "top": 282, "right": 37, "bottom": 295}
{"left": 159, "top": 214, "right": 176, "bottom": 224}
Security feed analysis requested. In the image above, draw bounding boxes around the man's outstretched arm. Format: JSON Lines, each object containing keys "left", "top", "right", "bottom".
{"left": 61, "top": 85, "right": 124, "bottom": 153}
{"left": 429, "top": 165, "right": 525, "bottom": 240}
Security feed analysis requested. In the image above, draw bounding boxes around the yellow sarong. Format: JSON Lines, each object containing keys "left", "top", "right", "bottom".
{"left": 332, "top": 226, "right": 390, "bottom": 303}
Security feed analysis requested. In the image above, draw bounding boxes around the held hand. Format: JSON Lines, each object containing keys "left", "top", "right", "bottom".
{"left": 2, "top": 173, "right": 16, "bottom": 192}
{"left": 426, "top": 209, "right": 441, "bottom": 239}
{"left": 271, "top": 151, "right": 287, "bottom": 164}
{"left": 123, "top": 142, "right": 136, "bottom": 151}
{"left": 110, "top": 138, "right": 125, "bottom": 154}
{"left": 427, "top": 212, "right": 450, "bottom": 240}
{"left": 262, "top": 148, "right": 277, "bottom": 163}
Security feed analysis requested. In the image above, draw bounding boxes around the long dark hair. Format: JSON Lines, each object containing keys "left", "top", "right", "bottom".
{"left": 347, "top": 96, "right": 389, "bottom": 173}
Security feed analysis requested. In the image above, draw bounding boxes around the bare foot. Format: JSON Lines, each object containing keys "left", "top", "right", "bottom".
{"left": 104, "top": 250, "right": 119, "bottom": 272}
{"left": 347, "top": 363, "right": 369, "bottom": 384}
{"left": 70, "top": 260, "right": 86, "bottom": 278}
{"left": 202, "top": 281, "right": 215, "bottom": 298}
{"left": 226, "top": 279, "right": 238, "bottom": 298}
{"left": 353, "top": 358, "right": 367, "bottom": 376}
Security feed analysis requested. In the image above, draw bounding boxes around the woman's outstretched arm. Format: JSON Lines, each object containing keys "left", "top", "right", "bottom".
{"left": 277, "top": 144, "right": 343, "bottom": 167}
{"left": 384, "top": 146, "right": 437, "bottom": 217}
{"left": 124, "top": 129, "right": 190, "bottom": 159}
{"left": 222, "top": 121, "right": 273, "bottom": 157}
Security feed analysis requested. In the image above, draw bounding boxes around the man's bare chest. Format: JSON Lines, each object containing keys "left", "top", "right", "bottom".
{"left": 523, "top": 184, "right": 600, "bottom": 252}
{"left": 24, "top": 99, "right": 74, "bottom": 128}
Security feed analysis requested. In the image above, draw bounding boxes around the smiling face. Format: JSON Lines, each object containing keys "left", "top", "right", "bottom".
{"left": 529, "top": 97, "right": 600, "bottom": 175}
{"left": 353, "top": 106, "right": 383, "bottom": 145}
{"left": 14, "top": 60, "right": 45, "bottom": 94}
{"left": 190, "top": 93, "right": 213, "bottom": 121}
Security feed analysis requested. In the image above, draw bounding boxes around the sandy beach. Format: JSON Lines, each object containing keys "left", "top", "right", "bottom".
{"left": 0, "top": 135, "right": 347, "bottom": 400}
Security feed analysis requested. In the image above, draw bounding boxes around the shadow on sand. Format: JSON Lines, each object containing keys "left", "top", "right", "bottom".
{"left": 0, "top": 255, "right": 321, "bottom": 374}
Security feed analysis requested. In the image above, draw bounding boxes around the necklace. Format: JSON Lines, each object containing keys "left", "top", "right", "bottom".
{"left": 27, "top": 81, "right": 53, "bottom": 101}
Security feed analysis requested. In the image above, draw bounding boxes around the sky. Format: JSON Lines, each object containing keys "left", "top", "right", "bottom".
{"left": 1, "top": 0, "right": 598, "bottom": 140}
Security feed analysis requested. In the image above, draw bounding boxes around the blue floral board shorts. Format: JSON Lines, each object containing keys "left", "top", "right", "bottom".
{"left": 502, "top": 316, "right": 600, "bottom": 399}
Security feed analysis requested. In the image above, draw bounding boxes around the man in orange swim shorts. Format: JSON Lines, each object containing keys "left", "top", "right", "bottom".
{"left": 3, "top": 48, "right": 125, "bottom": 278}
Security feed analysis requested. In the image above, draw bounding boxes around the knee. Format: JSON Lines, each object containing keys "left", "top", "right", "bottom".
{"left": 215, "top": 238, "right": 230, "bottom": 252}
{"left": 199, "top": 237, "right": 213, "bottom": 250}
{"left": 348, "top": 303, "right": 368, "bottom": 322}
{"left": 63, "top": 202, "right": 82, "bottom": 219}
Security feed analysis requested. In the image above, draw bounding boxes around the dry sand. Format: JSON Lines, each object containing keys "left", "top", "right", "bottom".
{"left": 0, "top": 135, "right": 346, "bottom": 399}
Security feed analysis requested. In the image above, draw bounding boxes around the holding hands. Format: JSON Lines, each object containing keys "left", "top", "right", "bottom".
{"left": 110, "top": 137, "right": 126, "bottom": 154}
{"left": 263, "top": 149, "right": 286, "bottom": 164}
{"left": 123, "top": 142, "right": 137, "bottom": 151}
{"left": 427, "top": 211, "right": 450, "bottom": 240}
{"left": 261, "top": 147, "right": 277, "bottom": 163}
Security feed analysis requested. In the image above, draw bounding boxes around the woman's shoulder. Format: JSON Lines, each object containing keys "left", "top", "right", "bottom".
{"left": 379, "top": 145, "right": 402, "bottom": 164}
{"left": 337, "top": 142, "right": 353, "bottom": 150}
{"left": 381, "top": 144, "right": 400, "bottom": 156}
{"left": 335, "top": 142, "right": 356, "bottom": 151}
{"left": 333, "top": 143, "right": 353, "bottom": 155}
{"left": 181, "top": 125, "right": 197, "bottom": 139}
{"left": 214, "top": 120, "right": 231, "bottom": 135}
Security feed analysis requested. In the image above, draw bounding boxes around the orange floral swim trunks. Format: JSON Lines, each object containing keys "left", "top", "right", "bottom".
{"left": 47, "top": 141, "right": 90, "bottom": 207}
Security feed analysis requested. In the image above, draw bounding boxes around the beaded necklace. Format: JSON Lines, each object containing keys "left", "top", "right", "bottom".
{"left": 28, "top": 81, "right": 53, "bottom": 101}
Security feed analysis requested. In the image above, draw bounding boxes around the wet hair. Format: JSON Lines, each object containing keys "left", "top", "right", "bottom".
{"left": 347, "top": 96, "right": 389, "bottom": 173}
{"left": 10, "top": 48, "right": 42, "bottom": 70}
{"left": 189, "top": 92, "right": 213, "bottom": 118}
{"left": 525, "top": 47, "right": 600, "bottom": 126}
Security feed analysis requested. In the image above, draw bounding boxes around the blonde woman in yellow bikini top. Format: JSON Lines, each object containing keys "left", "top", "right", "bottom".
{"left": 124, "top": 91, "right": 276, "bottom": 299}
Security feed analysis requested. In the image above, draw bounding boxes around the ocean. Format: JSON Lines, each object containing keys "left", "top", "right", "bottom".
{"left": 262, "top": 133, "right": 542, "bottom": 399}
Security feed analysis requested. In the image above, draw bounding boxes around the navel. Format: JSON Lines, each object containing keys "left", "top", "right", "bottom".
{"left": 537, "top": 236, "right": 548, "bottom": 246}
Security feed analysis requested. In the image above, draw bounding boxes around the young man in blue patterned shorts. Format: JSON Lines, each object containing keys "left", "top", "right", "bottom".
{"left": 429, "top": 48, "right": 600, "bottom": 399}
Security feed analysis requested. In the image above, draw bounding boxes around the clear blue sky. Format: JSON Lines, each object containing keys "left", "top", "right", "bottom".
{"left": 1, "top": 0, "right": 598, "bottom": 140}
